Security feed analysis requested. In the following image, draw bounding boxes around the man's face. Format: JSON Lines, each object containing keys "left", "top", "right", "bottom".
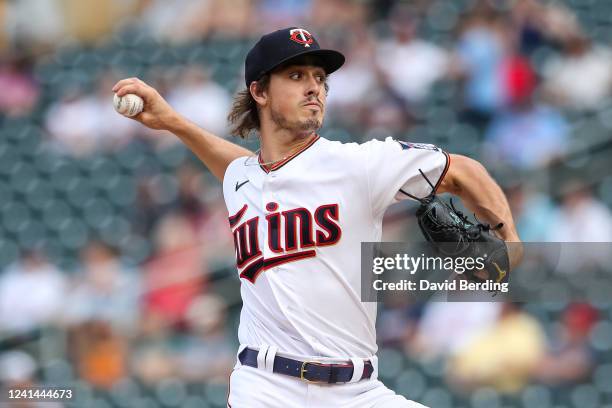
{"left": 265, "top": 64, "right": 327, "bottom": 135}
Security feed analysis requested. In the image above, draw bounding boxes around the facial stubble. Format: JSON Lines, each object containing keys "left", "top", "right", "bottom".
{"left": 270, "top": 103, "right": 323, "bottom": 135}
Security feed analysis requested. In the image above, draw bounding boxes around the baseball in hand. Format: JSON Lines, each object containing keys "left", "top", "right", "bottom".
{"left": 113, "top": 93, "right": 144, "bottom": 117}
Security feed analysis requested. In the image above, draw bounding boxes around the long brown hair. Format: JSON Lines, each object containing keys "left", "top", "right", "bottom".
{"left": 227, "top": 75, "right": 270, "bottom": 139}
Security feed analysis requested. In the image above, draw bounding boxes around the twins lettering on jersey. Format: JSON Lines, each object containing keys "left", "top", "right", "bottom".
{"left": 228, "top": 203, "right": 341, "bottom": 283}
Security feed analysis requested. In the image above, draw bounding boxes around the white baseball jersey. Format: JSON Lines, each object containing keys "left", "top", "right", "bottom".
{"left": 222, "top": 135, "right": 449, "bottom": 359}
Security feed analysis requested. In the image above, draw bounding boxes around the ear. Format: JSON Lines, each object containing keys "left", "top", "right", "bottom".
{"left": 249, "top": 81, "right": 268, "bottom": 107}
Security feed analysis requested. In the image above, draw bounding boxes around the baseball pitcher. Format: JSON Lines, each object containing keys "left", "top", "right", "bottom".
{"left": 113, "top": 27, "right": 522, "bottom": 408}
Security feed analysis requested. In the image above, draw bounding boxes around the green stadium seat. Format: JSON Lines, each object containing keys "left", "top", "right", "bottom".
{"left": 57, "top": 218, "right": 89, "bottom": 250}
{"left": 376, "top": 348, "right": 405, "bottom": 381}
{"left": 97, "top": 215, "right": 131, "bottom": 247}
{"left": 65, "top": 178, "right": 98, "bottom": 209}
{"left": 155, "top": 378, "right": 188, "bottom": 407}
{"left": 470, "top": 387, "right": 501, "bottom": 408}
{"left": 42, "top": 358, "right": 75, "bottom": 383}
{"left": 155, "top": 145, "right": 188, "bottom": 170}
{"left": 182, "top": 395, "right": 211, "bottom": 408}
{"left": 0, "top": 240, "right": 19, "bottom": 268}
{"left": 102, "top": 177, "right": 136, "bottom": 207}
{"left": 421, "top": 387, "right": 453, "bottom": 408}
{"left": 82, "top": 197, "right": 113, "bottom": 228}
{"left": 522, "top": 384, "right": 553, "bottom": 408}
{"left": 41, "top": 198, "right": 73, "bottom": 231}
{"left": 2, "top": 201, "right": 31, "bottom": 234}
{"left": 571, "top": 384, "right": 601, "bottom": 408}
{"left": 394, "top": 368, "right": 427, "bottom": 401}
{"left": 203, "top": 382, "right": 228, "bottom": 407}
{"left": 594, "top": 363, "right": 612, "bottom": 393}
{"left": 589, "top": 321, "right": 612, "bottom": 351}
{"left": 16, "top": 220, "right": 47, "bottom": 249}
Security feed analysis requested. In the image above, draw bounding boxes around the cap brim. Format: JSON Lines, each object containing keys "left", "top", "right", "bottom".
{"left": 266, "top": 49, "right": 345, "bottom": 77}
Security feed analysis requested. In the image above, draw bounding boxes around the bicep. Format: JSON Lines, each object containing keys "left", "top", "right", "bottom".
{"left": 436, "top": 154, "right": 487, "bottom": 195}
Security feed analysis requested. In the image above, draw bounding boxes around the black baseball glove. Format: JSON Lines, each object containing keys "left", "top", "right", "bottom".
{"left": 408, "top": 171, "right": 510, "bottom": 288}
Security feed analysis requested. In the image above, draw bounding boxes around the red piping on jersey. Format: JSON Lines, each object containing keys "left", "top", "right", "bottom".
{"left": 228, "top": 204, "right": 248, "bottom": 228}
{"left": 433, "top": 151, "right": 451, "bottom": 193}
{"left": 258, "top": 134, "right": 320, "bottom": 173}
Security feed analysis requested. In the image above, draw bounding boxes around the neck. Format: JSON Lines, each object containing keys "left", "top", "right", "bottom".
{"left": 259, "top": 128, "right": 317, "bottom": 164}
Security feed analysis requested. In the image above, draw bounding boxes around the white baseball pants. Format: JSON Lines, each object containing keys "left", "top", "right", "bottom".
{"left": 227, "top": 347, "right": 428, "bottom": 408}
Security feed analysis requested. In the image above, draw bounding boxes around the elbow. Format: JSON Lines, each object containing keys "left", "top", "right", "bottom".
{"left": 439, "top": 154, "right": 486, "bottom": 195}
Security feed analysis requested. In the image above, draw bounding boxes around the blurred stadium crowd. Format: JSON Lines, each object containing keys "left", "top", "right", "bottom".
{"left": 1, "top": 0, "right": 612, "bottom": 407}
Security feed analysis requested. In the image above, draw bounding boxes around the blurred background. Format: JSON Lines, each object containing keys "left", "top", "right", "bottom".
{"left": 1, "top": 0, "right": 612, "bottom": 407}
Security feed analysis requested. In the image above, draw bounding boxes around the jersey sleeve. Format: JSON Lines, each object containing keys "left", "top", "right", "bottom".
{"left": 364, "top": 137, "right": 450, "bottom": 217}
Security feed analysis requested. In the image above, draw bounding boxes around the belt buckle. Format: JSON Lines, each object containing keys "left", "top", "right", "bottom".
{"left": 300, "top": 361, "right": 325, "bottom": 384}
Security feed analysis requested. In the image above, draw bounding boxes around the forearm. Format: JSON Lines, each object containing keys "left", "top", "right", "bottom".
{"left": 166, "top": 115, "right": 254, "bottom": 182}
{"left": 440, "top": 154, "right": 523, "bottom": 269}
{"left": 111, "top": 77, "right": 254, "bottom": 182}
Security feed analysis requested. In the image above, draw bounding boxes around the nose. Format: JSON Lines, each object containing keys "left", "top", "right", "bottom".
{"left": 305, "top": 74, "right": 321, "bottom": 97}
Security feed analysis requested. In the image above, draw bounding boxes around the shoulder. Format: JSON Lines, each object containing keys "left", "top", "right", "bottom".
{"left": 319, "top": 136, "right": 444, "bottom": 158}
{"left": 223, "top": 155, "right": 252, "bottom": 178}
{"left": 362, "top": 137, "right": 442, "bottom": 154}
{"left": 222, "top": 155, "right": 252, "bottom": 192}
{"left": 314, "top": 136, "right": 365, "bottom": 158}
{"left": 318, "top": 136, "right": 403, "bottom": 152}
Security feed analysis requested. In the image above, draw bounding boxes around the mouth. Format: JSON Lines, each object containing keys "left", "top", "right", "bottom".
{"left": 303, "top": 102, "right": 322, "bottom": 109}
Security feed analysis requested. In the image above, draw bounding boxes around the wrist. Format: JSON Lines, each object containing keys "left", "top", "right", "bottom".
{"left": 165, "top": 112, "right": 189, "bottom": 134}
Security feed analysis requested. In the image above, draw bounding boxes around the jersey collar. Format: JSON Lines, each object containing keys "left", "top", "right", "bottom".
{"left": 258, "top": 134, "right": 320, "bottom": 173}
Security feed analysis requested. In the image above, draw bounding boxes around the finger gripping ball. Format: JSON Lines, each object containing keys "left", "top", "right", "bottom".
{"left": 113, "top": 93, "right": 144, "bottom": 117}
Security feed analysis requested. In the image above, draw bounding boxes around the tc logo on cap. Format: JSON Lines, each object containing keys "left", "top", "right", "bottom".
{"left": 289, "top": 28, "right": 314, "bottom": 47}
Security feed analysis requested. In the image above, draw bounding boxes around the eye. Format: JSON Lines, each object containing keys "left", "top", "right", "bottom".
{"left": 289, "top": 72, "right": 301, "bottom": 80}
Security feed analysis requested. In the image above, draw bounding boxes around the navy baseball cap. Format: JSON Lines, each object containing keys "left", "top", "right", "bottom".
{"left": 245, "top": 27, "right": 345, "bottom": 88}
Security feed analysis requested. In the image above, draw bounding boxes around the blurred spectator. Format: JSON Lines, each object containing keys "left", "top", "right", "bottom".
{"left": 0, "top": 350, "right": 37, "bottom": 385}
{"left": 206, "top": 0, "right": 257, "bottom": 37}
{"left": 409, "top": 302, "right": 501, "bottom": 361}
{"left": 308, "top": 0, "right": 367, "bottom": 34}
{"left": 376, "top": 293, "right": 422, "bottom": 349}
{"left": 45, "top": 75, "right": 139, "bottom": 156}
{"left": 166, "top": 66, "right": 231, "bottom": 137}
{"left": 511, "top": 0, "right": 582, "bottom": 53}
{"left": 375, "top": 5, "right": 448, "bottom": 104}
{"left": 132, "top": 310, "right": 177, "bottom": 384}
{"left": 44, "top": 87, "right": 102, "bottom": 157}
{"left": 326, "top": 29, "right": 377, "bottom": 128}
{"left": 0, "top": 250, "right": 66, "bottom": 334}
{"left": 175, "top": 163, "right": 208, "bottom": 227}
{"left": 505, "top": 183, "right": 559, "bottom": 242}
{"left": 69, "top": 320, "right": 128, "bottom": 390}
{"left": 175, "top": 294, "right": 234, "bottom": 382}
{"left": 535, "top": 303, "right": 598, "bottom": 385}
{"left": 0, "top": 350, "right": 63, "bottom": 407}
{"left": 0, "top": 55, "right": 39, "bottom": 117}
{"left": 3, "top": 0, "right": 64, "bottom": 50}
{"left": 144, "top": 213, "right": 206, "bottom": 327}
{"left": 63, "top": 241, "right": 141, "bottom": 333}
{"left": 550, "top": 181, "right": 612, "bottom": 273}
{"left": 543, "top": 33, "right": 612, "bottom": 110}
{"left": 551, "top": 181, "right": 612, "bottom": 243}
{"left": 256, "top": 0, "right": 312, "bottom": 29}
{"left": 448, "top": 303, "right": 546, "bottom": 394}
{"left": 131, "top": 175, "right": 171, "bottom": 238}
{"left": 139, "top": 0, "right": 213, "bottom": 42}
{"left": 453, "top": 12, "right": 510, "bottom": 125}
{"left": 140, "top": 0, "right": 256, "bottom": 41}
{"left": 483, "top": 58, "right": 569, "bottom": 170}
